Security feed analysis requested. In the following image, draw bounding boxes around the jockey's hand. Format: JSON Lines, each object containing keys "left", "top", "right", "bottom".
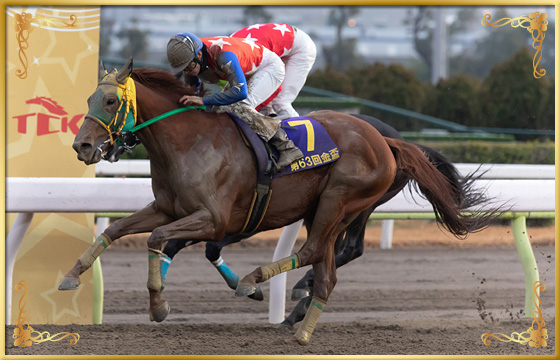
{"left": 179, "top": 95, "right": 204, "bottom": 106}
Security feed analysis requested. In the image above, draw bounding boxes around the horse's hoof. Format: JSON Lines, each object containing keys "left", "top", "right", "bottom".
{"left": 58, "top": 276, "right": 80, "bottom": 290}
{"left": 149, "top": 301, "right": 170, "bottom": 322}
{"left": 277, "top": 320, "right": 294, "bottom": 330}
{"left": 235, "top": 282, "right": 256, "bottom": 297}
{"left": 248, "top": 285, "right": 264, "bottom": 301}
{"left": 294, "top": 331, "right": 312, "bottom": 346}
{"left": 291, "top": 288, "right": 310, "bottom": 301}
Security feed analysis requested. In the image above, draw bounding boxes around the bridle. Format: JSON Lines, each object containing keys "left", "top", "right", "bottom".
{"left": 89, "top": 70, "right": 138, "bottom": 146}
{"left": 87, "top": 71, "right": 205, "bottom": 159}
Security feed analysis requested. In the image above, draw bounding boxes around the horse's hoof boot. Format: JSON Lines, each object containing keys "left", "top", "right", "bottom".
{"left": 235, "top": 282, "right": 256, "bottom": 297}
{"left": 58, "top": 277, "right": 80, "bottom": 291}
{"left": 149, "top": 301, "right": 170, "bottom": 322}
{"left": 248, "top": 285, "right": 264, "bottom": 301}
{"left": 291, "top": 288, "right": 310, "bottom": 301}
{"left": 295, "top": 331, "right": 312, "bottom": 346}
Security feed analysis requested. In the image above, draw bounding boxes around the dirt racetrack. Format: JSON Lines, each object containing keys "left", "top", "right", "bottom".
{"left": 5, "top": 222, "right": 556, "bottom": 356}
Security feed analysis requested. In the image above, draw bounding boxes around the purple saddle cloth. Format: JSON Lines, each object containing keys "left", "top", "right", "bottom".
{"left": 228, "top": 114, "right": 340, "bottom": 179}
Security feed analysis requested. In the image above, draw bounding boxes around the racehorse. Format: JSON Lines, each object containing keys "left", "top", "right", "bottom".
{"left": 160, "top": 114, "right": 491, "bottom": 329}
{"left": 61, "top": 58, "right": 502, "bottom": 345}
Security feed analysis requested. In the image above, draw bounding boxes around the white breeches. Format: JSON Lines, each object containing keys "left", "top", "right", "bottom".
{"left": 272, "top": 28, "right": 317, "bottom": 118}
{"left": 241, "top": 47, "right": 285, "bottom": 109}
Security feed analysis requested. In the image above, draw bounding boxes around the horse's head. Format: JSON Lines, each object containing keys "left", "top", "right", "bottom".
{"left": 73, "top": 57, "right": 137, "bottom": 164}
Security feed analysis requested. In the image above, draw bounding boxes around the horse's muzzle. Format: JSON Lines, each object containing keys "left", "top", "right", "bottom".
{"left": 73, "top": 138, "right": 103, "bottom": 165}
{"left": 72, "top": 115, "right": 108, "bottom": 165}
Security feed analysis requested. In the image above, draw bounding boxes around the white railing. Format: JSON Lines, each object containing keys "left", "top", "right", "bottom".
{"left": 6, "top": 161, "right": 555, "bottom": 325}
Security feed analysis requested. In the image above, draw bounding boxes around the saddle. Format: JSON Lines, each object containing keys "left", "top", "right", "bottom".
{"left": 228, "top": 113, "right": 340, "bottom": 233}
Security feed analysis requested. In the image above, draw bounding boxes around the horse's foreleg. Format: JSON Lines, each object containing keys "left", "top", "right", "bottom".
{"left": 206, "top": 235, "right": 242, "bottom": 290}
{"left": 145, "top": 209, "right": 219, "bottom": 322}
{"left": 59, "top": 202, "right": 173, "bottom": 291}
{"left": 204, "top": 235, "right": 264, "bottom": 300}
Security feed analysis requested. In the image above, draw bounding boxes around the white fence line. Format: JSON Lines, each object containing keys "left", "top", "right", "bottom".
{"left": 95, "top": 160, "right": 555, "bottom": 179}
{"left": 6, "top": 177, "right": 554, "bottom": 214}
{"left": 5, "top": 162, "right": 555, "bottom": 325}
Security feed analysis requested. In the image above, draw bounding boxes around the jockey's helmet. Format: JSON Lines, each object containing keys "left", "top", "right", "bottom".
{"left": 167, "top": 32, "right": 203, "bottom": 70}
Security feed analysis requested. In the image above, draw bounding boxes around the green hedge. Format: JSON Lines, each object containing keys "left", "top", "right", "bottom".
{"left": 419, "top": 140, "right": 555, "bottom": 164}
{"left": 305, "top": 48, "right": 554, "bottom": 139}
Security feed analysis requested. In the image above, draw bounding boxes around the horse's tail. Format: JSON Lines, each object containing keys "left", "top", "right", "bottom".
{"left": 385, "top": 137, "right": 503, "bottom": 239}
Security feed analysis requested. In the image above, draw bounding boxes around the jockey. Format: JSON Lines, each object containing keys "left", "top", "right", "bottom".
{"left": 231, "top": 23, "right": 317, "bottom": 119}
{"left": 167, "top": 32, "right": 303, "bottom": 169}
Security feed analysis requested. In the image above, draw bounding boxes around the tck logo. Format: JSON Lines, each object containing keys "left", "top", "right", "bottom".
{"left": 14, "top": 96, "right": 84, "bottom": 136}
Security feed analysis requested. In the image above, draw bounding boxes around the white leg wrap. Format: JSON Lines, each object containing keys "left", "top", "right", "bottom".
{"left": 147, "top": 248, "right": 164, "bottom": 291}
{"left": 78, "top": 233, "right": 111, "bottom": 272}
{"left": 260, "top": 254, "right": 300, "bottom": 282}
{"left": 294, "top": 296, "right": 326, "bottom": 345}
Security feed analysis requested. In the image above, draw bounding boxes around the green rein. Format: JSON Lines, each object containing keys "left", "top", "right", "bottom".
{"left": 131, "top": 105, "right": 207, "bottom": 133}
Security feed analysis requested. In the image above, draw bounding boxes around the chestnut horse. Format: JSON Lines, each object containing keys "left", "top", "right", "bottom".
{"left": 160, "top": 113, "right": 493, "bottom": 330}
{"left": 61, "top": 58, "right": 500, "bottom": 345}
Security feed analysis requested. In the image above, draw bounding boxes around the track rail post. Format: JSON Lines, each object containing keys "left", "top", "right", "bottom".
{"left": 511, "top": 213, "right": 539, "bottom": 317}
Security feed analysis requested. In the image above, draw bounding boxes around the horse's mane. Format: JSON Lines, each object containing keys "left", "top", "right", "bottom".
{"left": 131, "top": 68, "right": 196, "bottom": 97}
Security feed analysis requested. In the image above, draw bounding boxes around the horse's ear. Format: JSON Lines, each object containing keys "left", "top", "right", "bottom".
{"left": 116, "top": 57, "right": 133, "bottom": 84}
{"left": 98, "top": 60, "right": 106, "bottom": 81}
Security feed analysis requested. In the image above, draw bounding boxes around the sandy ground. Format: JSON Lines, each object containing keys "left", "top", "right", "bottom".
{"left": 5, "top": 222, "right": 556, "bottom": 356}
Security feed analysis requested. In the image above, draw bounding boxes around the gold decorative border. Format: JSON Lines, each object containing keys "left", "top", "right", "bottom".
{"left": 481, "top": 12, "right": 548, "bottom": 79}
{"left": 481, "top": 281, "right": 547, "bottom": 348}
{"left": 12, "top": 281, "right": 80, "bottom": 348}
{"left": 13, "top": 10, "right": 78, "bottom": 79}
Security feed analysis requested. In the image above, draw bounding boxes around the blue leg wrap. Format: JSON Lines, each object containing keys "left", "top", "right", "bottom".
{"left": 160, "top": 254, "right": 171, "bottom": 287}
{"left": 212, "top": 257, "right": 240, "bottom": 290}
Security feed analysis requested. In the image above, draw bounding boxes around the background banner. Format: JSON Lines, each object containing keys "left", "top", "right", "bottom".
{"left": 6, "top": 6, "right": 100, "bottom": 324}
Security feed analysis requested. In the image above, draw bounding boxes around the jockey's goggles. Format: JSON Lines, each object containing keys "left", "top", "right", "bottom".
{"left": 184, "top": 59, "right": 198, "bottom": 72}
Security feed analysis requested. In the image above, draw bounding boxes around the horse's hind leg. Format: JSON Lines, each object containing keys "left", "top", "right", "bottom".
{"left": 59, "top": 201, "right": 173, "bottom": 291}
{"left": 235, "top": 205, "right": 359, "bottom": 344}
{"left": 290, "top": 209, "right": 369, "bottom": 301}
{"left": 284, "top": 209, "right": 370, "bottom": 328}
{"left": 294, "top": 250, "right": 336, "bottom": 344}
{"left": 289, "top": 232, "right": 343, "bottom": 300}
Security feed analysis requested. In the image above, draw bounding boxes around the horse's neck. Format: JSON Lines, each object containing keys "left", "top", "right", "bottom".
{"left": 133, "top": 82, "right": 232, "bottom": 169}
{"left": 134, "top": 83, "right": 184, "bottom": 162}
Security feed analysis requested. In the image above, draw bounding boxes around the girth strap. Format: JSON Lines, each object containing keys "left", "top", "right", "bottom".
{"left": 229, "top": 114, "right": 274, "bottom": 234}
{"left": 239, "top": 172, "right": 273, "bottom": 234}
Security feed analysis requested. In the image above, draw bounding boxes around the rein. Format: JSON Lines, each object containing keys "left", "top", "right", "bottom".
{"left": 93, "top": 71, "right": 205, "bottom": 144}
{"left": 130, "top": 106, "right": 206, "bottom": 133}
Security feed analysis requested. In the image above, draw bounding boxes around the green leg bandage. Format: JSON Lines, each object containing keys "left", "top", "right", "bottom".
{"left": 78, "top": 233, "right": 112, "bottom": 272}
{"left": 294, "top": 296, "right": 327, "bottom": 345}
{"left": 260, "top": 254, "right": 300, "bottom": 282}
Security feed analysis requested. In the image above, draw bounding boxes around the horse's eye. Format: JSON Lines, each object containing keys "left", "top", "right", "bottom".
{"left": 107, "top": 99, "right": 116, "bottom": 106}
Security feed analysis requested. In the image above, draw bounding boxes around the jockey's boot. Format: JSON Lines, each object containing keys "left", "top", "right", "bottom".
{"left": 270, "top": 128, "right": 304, "bottom": 170}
